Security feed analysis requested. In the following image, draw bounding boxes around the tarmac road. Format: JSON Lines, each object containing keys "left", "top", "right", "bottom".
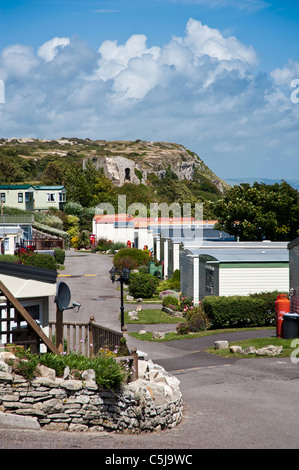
{"left": 1, "top": 252, "right": 299, "bottom": 450}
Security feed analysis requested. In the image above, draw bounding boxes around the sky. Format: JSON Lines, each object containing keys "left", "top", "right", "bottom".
{"left": 0, "top": 0, "right": 299, "bottom": 182}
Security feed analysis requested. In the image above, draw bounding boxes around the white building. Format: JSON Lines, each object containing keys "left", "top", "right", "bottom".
{"left": 0, "top": 214, "right": 34, "bottom": 255}
{"left": 179, "top": 241, "right": 289, "bottom": 303}
{"left": 0, "top": 184, "right": 66, "bottom": 211}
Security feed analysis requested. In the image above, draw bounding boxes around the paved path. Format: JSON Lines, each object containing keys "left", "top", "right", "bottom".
{"left": 1, "top": 252, "right": 299, "bottom": 450}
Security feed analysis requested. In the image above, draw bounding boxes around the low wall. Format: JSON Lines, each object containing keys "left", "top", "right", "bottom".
{"left": 0, "top": 359, "right": 183, "bottom": 433}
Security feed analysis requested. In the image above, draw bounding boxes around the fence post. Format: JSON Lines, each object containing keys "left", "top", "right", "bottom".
{"left": 130, "top": 347, "right": 138, "bottom": 382}
{"left": 89, "top": 316, "right": 95, "bottom": 357}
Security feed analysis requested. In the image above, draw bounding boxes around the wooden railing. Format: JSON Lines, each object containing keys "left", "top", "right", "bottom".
{"left": 0, "top": 281, "right": 59, "bottom": 354}
{"left": 49, "top": 316, "right": 123, "bottom": 357}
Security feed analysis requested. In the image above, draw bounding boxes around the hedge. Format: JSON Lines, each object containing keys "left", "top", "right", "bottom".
{"left": 202, "top": 292, "right": 278, "bottom": 329}
{"left": 54, "top": 248, "right": 66, "bottom": 265}
{"left": 22, "top": 253, "right": 58, "bottom": 270}
{"left": 128, "top": 273, "right": 159, "bottom": 299}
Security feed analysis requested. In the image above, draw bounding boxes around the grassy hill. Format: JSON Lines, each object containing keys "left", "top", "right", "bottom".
{"left": 0, "top": 137, "right": 229, "bottom": 218}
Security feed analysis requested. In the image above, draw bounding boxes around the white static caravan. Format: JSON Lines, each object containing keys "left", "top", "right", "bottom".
{"left": 180, "top": 242, "right": 289, "bottom": 304}
{"left": 159, "top": 223, "right": 235, "bottom": 280}
{"left": 92, "top": 214, "right": 154, "bottom": 250}
{"left": 0, "top": 261, "right": 57, "bottom": 352}
{"left": 288, "top": 237, "right": 299, "bottom": 314}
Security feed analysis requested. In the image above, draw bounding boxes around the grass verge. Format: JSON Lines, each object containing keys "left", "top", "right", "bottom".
{"left": 129, "top": 327, "right": 275, "bottom": 342}
{"left": 206, "top": 336, "right": 295, "bottom": 358}
{"left": 124, "top": 309, "right": 178, "bottom": 324}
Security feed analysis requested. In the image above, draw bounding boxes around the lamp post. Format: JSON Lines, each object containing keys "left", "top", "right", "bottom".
{"left": 110, "top": 266, "right": 130, "bottom": 331}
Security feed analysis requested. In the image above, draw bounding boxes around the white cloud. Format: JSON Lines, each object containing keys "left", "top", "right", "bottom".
{"left": 182, "top": 19, "right": 257, "bottom": 65}
{"left": 91, "top": 35, "right": 160, "bottom": 82}
{"left": 37, "top": 37, "right": 71, "bottom": 62}
{"left": 270, "top": 60, "right": 299, "bottom": 87}
{"left": 0, "top": 44, "right": 39, "bottom": 80}
{"left": 0, "top": 19, "right": 298, "bottom": 180}
{"left": 89, "top": 19, "right": 257, "bottom": 99}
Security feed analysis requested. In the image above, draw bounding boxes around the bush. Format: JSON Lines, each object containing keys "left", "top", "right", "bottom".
{"left": 203, "top": 294, "right": 276, "bottom": 329}
{"left": 109, "top": 242, "right": 126, "bottom": 254}
{"left": 22, "top": 253, "right": 58, "bottom": 270}
{"left": 77, "top": 230, "right": 90, "bottom": 250}
{"left": 54, "top": 248, "right": 65, "bottom": 265}
{"left": 138, "top": 265, "right": 148, "bottom": 274}
{"left": 176, "top": 304, "right": 210, "bottom": 335}
{"left": 114, "top": 256, "right": 138, "bottom": 272}
{"left": 185, "top": 305, "right": 210, "bottom": 332}
{"left": 64, "top": 201, "right": 84, "bottom": 218}
{"left": 162, "top": 295, "right": 179, "bottom": 308}
{"left": 13, "top": 349, "right": 130, "bottom": 389}
{"left": 113, "top": 248, "right": 150, "bottom": 268}
{"left": 176, "top": 322, "right": 190, "bottom": 335}
{"left": 95, "top": 237, "right": 112, "bottom": 252}
{"left": 168, "top": 269, "right": 180, "bottom": 290}
{"left": 128, "top": 273, "right": 159, "bottom": 299}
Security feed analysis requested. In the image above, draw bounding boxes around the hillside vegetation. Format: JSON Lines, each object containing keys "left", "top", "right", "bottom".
{"left": 0, "top": 137, "right": 228, "bottom": 219}
{"left": 1, "top": 138, "right": 297, "bottom": 243}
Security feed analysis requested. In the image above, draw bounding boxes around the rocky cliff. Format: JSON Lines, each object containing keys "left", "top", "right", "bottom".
{"left": 84, "top": 139, "right": 229, "bottom": 193}
{"left": 0, "top": 137, "right": 229, "bottom": 194}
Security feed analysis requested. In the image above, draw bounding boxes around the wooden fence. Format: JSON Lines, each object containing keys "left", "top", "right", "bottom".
{"left": 49, "top": 316, "right": 123, "bottom": 357}
{"left": 23, "top": 238, "right": 64, "bottom": 250}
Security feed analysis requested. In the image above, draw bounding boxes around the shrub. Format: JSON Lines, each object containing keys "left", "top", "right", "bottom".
{"left": 113, "top": 248, "right": 150, "bottom": 268}
{"left": 128, "top": 272, "right": 159, "bottom": 299}
{"left": 176, "top": 304, "right": 210, "bottom": 335}
{"left": 114, "top": 256, "right": 138, "bottom": 272}
{"left": 54, "top": 247, "right": 65, "bottom": 265}
{"left": 22, "top": 253, "right": 58, "bottom": 270}
{"left": 77, "top": 230, "right": 90, "bottom": 249}
{"left": 185, "top": 305, "right": 210, "bottom": 332}
{"left": 96, "top": 237, "right": 112, "bottom": 252}
{"left": 203, "top": 294, "right": 275, "bottom": 329}
{"left": 13, "top": 349, "right": 130, "bottom": 389}
{"left": 168, "top": 269, "right": 180, "bottom": 290}
{"left": 109, "top": 242, "right": 126, "bottom": 254}
{"left": 138, "top": 265, "right": 148, "bottom": 274}
{"left": 64, "top": 201, "right": 84, "bottom": 218}
{"left": 83, "top": 207, "right": 96, "bottom": 219}
{"left": 162, "top": 295, "right": 179, "bottom": 308}
{"left": 176, "top": 322, "right": 190, "bottom": 335}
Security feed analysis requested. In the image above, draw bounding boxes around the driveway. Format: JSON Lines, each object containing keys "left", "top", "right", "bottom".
{"left": 1, "top": 252, "right": 299, "bottom": 449}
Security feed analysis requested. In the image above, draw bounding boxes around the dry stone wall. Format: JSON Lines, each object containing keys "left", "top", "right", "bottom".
{"left": 0, "top": 357, "right": 183, "bottom": 433}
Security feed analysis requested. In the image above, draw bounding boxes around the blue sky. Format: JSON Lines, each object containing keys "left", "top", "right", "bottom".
{"left": 0, "top": 0, "right": 299, "bottom": 181}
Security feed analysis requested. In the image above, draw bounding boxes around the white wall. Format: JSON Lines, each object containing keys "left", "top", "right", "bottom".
{"left": 94, "top": 222, "right": 154, "bottom": 250}
{"left": 219, "top": 267, "right": 289, "bottom": 296}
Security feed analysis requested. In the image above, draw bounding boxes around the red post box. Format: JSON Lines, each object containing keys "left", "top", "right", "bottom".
{"left": 275, "top": 294, "right": 290, "bottom": 338}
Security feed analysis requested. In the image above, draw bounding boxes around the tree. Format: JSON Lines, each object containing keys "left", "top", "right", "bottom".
{"left": 213, "top": 181, "right": 299, "bottom": 241}
{"left": 41, "top": 161, "right": 66, "bottom": 185}
{"left": 65, "top": 159, "right": 117, "bottom": 208}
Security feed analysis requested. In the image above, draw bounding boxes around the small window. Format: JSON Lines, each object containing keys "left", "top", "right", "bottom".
{"left": 205, "top": 267, "right": 214, "bottom": 295}
{"left": 0, "top": 193, "right": 5, "bottom": 203}
{"left": 18, "top": 193, "right": 23, "bottom": 203}
{"left": 47, "top": 193, "right": 56, "bottom": 202}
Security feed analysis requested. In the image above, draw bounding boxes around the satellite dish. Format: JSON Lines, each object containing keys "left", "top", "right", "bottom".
{"left": 55, "top": 281, "right": 71, "bottom": 312}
